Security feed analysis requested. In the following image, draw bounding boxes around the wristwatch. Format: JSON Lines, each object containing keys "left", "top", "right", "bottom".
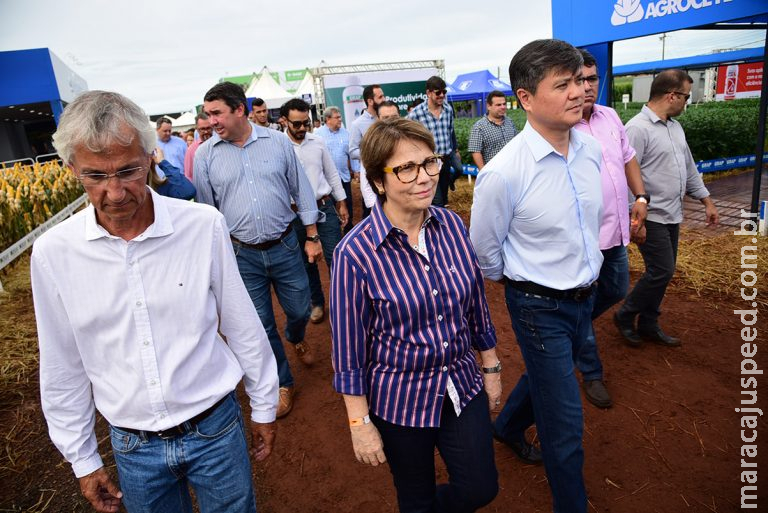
{"left": 307, "top": 234, "right": 321, "bottom": 243}
{"left": 635, "top": 194, "right": 650, "bottom": 205}
{"left": 482, "top": 361, "right": 502, "bottom": 374}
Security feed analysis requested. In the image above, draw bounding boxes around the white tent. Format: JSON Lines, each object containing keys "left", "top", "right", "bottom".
{"left": 294, "top": 71, "right": 315, "bottom": 102}
{"left": 245, "top": 67, "right": 294, "bottom": 109}
{"left": 172, "top": 111, "right": 197, "bottom": 132}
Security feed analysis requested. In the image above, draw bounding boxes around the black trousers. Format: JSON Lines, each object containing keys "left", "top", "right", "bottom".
{"left": 619, "top": 220, "right": 680, "bottom": 329}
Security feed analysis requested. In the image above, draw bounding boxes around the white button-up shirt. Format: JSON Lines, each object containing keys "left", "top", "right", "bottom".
{"left": 31, "top": 189, "right": 278, "bottom": 478}
{"left": 289, "top": 132, "right": 347, "bottom": 201}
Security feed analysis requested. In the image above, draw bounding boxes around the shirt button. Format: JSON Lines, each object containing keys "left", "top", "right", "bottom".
{"left": 129, "top": 260, "right": 135, "bottom": 266}
{"left": 432, "top": 289, "right": 438, "bottom": 296}
{"left": 136, "top": 300, "right": 142, "bottom": 306}
{"left": 443, "top": 341, "right": 449, "bottom": 348}
{"left": 438, "top": 315, "right": 443, "bottom": 321}
{"left": 442, "top": 366, "right": 448, "bottom": 372}
{"left": 424, "top": 265, "right": 430, "bottom": 271}
{"left": 159, "top": 413, "right": 166, "bottom": 419}
{"left": 143, "top": 340, "right": 150, "bottom": 346}
{"left": 150, "top": 380, "right": 157, "bottom": 386}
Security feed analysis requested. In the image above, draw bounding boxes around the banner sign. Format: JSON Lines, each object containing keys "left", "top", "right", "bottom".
{"left": 696, "top": 153, "right": 768, "bottom": 173}
{"left": 552, "top": 0, "right": 767, "bottom": 47}
{"left": 323, "top": 68, "right": 438, "bottom": 126}
{"left": 715, "top": 62, "right": 763, "bottom": 100}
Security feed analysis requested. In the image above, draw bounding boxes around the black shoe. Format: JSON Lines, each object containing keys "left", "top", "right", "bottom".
{"left": 638, "top": 327, "right": 681, "bottom": 347}
{"left": 582, "top": 380, "right": 612, "bottom": 409}
{"left": 613, "top": 312, "right": 641, "bottom": 348}
{"left": 492, "top": 428, "right": 542, "bottom": 465}
{"left": 449, "top": 182, "right": 456, "bottom": 191}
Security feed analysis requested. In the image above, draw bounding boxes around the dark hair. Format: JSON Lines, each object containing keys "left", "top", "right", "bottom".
{"left": 425, "top": 76, "right": 446, "bottom": 91}
{"left": 360, "top": 118, "right": 435, "bottom": 198}
{"left": 194, "top": 112, "right": 209, "bottom": 123}
{"left": 363, "top": 84, "right": 382, "bottom": 107}
{"left": 156, "top": 117, "right": 172, "bottom": 129}
{"left": 204, "top": 81, "right": 249, "bottom": 114}
{"left": 251, "top": 97, "right": 266, "bottom": 108}
{"left": 375, "top": 100, "right": 399, "bottom": 115}
{"left": 649, "top": 69, "right": 693, "bottom": 100}
{"left": 508, "top": 39, "right": 583, "bottom": 95}
{"left": 579, "top": 49, "right": 597, "bottom": 68}
{"left": 486, "top": 90, "right": 506, "bottom": 105}
{"left": 279, "top": 98, "right": 310, "bottom": 119}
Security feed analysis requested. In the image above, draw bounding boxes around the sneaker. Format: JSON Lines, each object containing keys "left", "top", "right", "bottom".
{"left": 294, "top": 341, "right": 315, "bottom": 366}
{"left": 309, "top": 305, "right": 324, "bottom": 324}
{"left": 582, "top": 380, "right": 612, "bottom": 409}
{"left": 277, "top": 386, "right": 294, "bottom": 418}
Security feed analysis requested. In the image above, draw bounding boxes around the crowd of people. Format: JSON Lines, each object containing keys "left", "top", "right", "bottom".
{"left": 30, "top": 37, "right": 719, "bottom": 513}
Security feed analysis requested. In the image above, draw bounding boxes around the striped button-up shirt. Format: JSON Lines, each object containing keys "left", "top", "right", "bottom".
{"left": 407, "top": 101, "right": 455, "bottom": 155}
{"left": 330, "top": 203, "right": 496, "bottom": 428}
{"left": 315, "top": 125, "right": 351, "bottom": 182}
{"left": 194, "top": 123, "right": 320, "bottom": 244}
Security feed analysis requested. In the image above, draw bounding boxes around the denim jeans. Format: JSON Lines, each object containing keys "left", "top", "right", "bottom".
{"left": 341, "top": 180, "right": 353, "bottom": 234}
{"left": 292, "top": 199, "right": 343, "bottom": 307}
{"left": 233, "top": 229, "right": 311, "bottom": 388}
{"left": 495, "top": 285, "right": 592, "bottom": 513}
{"left": 110, "top": 392, "right": 256, "bottom": 513}
{"left": 371, "top": 391, "right": 498, "bottom": 513}
{"left": 576, "top": 244, "right": 629, "bottom": 381}
{"left": 619, "top": 221, "right": 679, "bottom": 330}
{"left": 432, "top": 157, "right": 453, "bottom": 207}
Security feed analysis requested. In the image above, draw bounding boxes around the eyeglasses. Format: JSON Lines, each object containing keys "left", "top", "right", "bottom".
{"left": 383, "top": 155, "right": 443, "bottom": 183}
{"left": 77, "top": 166, "right": 147, "bottom": 187}
{"left": 584, "top": 75, "right": 599, "bottom": 85}
{"left": 431, "top": 89, "right": 447, "bottom": 97}
{"left": 288, "top": 119, "right": 312, "bottom": 129}
{"left": 669, "top": 91, "right": 691, "bottom": 101}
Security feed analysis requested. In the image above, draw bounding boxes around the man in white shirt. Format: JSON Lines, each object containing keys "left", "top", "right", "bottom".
{"left": 470, "top": 39, "right": 603, "bottom": 513}
{"left": 32, "top": 90, "right": 278, "bottom": 513}
{"left": 281, "top": 98, "right": 348, "bottom": 324}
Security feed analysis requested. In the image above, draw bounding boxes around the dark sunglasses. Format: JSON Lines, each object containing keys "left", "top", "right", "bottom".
{"left": 431, "top": 89, "right": 447, "bottom": 96}
{"left": 669, "top": 90, "right": 691, "bottom": 101}
{"left": 288, "top": 119, "right": 312, "bottom": 129}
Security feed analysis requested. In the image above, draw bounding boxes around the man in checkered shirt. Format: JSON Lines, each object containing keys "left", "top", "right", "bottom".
{"left": 468, "top": 90, "right": 518, "bottom": 169}
{"left": 407, "top": 76, "right": 458, "bottom": 207}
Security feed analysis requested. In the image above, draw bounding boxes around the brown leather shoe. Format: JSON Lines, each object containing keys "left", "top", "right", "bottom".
{"left": 294, "top": 341, "right": 315, "bottom": 366}
{"left": 276, "top": 386, "right": 294, "bottom": 418}
{"left": 309, "top": 305, "right": 324, "bottom": 324}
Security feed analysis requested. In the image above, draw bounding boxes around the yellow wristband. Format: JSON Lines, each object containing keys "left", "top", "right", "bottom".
{"left": 349, "top": 414, "right": 371, "bottom": 427}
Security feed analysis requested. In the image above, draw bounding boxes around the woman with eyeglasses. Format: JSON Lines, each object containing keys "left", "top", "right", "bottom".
{"left": 330, "top": 117, "right": 501, "bottom": 512}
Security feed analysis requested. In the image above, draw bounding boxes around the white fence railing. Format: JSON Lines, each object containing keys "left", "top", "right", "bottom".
{"left": 0, "top": 193, "right": 89, "bottom": 291}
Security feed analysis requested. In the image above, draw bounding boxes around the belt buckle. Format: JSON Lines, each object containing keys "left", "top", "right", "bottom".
{"left": 573, "top": 285, "right": 593, "bottom": 302}
{"left": 156, "top": 425, "right": 184, "bottom": 439}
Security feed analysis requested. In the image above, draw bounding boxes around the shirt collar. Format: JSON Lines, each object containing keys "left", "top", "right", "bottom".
{"left": 369, "top": 201, "right": 444, "bottom": 249}
{"left": 521, "top": 122, "right": 585, "bottom": 163}
{"left": 641, "top": 104, "right": 665, "bottom": 124}
{"left": 210, "top": 121, "right": 273, "bottom": 147}
{"left": 84, "top": 187, "right": 174, "bottom": 241}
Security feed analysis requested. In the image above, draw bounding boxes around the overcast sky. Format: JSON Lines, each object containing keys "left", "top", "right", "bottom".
{"left": 0, "top": 0, "right": 763, "bottom": 115}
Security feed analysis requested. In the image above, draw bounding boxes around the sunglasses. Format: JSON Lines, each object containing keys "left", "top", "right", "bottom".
{"left": 431, "top": 89, "right": 447, "bottom": 96}
{"left": 288, "top": 119, "right": 312, "bottom": 129}
{"left": 669, "top": 90, "right": 691, "bottom": 101}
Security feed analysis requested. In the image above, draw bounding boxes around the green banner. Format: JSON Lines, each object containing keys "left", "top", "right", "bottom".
{"left": 325, "top": 81, "right": 428, "bottom": 126}
{"left": 285, "top": 69, "right": 307, "bottom": 82}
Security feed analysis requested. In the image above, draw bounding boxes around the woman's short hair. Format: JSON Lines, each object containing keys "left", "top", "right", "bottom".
{"left": 360, "top": 118, "right": 436, "bottom": 197}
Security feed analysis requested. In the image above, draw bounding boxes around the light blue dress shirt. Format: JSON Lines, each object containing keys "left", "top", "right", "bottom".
{"left": 315, "top": 125, "right": 351, "bottom": 182}
{"left": 157, "top": 135, "right": 187, "bottom": 171}
{"left": 470, "top": 123, "right": 604, "bottom": 289}
{"left": 348, "top": 110, "right": 376, "bottom": 161}
{"left": 193, "top": 123, "right": 320, "bottom": 244}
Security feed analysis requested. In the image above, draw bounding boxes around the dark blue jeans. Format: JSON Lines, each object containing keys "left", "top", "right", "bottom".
{"left": 341, "top": 180, "right": 353, "bottom": 234}
{"left": 293, "top": 199, "right": 343, "bottom": 307}
{"left": 576, "top": 244, "right": 629, "bottom": 381}
{"left": 110, "top": 392, "right": 256, "bottom": 513}
{"left": 233, "top": 230, "right": 310, "bottom": 388}
{"left": 431, "top": 157, "right": 453, "bottom": 207}
{"left": 372, "top": 392, "right": 498, "bottom": 513}
{"left": 495, "top": 285, "right": 592, "bottom": 513}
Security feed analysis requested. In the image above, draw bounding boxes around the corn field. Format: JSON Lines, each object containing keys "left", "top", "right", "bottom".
{"left": 0, "top": 161, "right": 83, "bottom": 252}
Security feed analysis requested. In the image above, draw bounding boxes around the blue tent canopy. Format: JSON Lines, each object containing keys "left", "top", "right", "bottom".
{"left": 447, "top": 70, "right": 513, "bottom": 102}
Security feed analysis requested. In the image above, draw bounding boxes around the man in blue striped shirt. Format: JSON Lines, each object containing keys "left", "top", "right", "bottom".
{"left": 471, "top": 40, "right": 603, "bottom": 513}
{"left": 194, "top": 82, "right": 322, "bottom": 419}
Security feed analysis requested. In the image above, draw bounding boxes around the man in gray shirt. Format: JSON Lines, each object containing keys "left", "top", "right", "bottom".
{"left": 614, "top": 69, "right": 718, "bottom": 347}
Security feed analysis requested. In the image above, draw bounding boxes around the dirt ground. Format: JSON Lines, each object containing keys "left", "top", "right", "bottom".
{"left": 1, "top": 181, "right": 766, "bottom": 512}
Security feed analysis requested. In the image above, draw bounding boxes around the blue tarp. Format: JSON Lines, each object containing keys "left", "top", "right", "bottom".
{"left": 613, "top": 46, "right": 764, "bottom": 76}
{"left": 447, "top": 70, "right": 513, "bottom": 102}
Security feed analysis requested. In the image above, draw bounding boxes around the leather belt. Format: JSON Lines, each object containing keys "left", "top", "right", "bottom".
{"left": 231, "top": 225, "right": 292, "bottom": 251}
{"left": 114, "top": 394, "right": 229, "bottom": 440}
{"left": 507, "top": 279, "right": 596, "bottom": 302}
{"left": 317, "top": 195, "right": 331, "bottom": 207}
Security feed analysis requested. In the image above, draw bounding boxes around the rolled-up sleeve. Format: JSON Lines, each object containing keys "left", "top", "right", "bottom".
{"left": 283, "top": 137, "right": 323, "bottom": 226}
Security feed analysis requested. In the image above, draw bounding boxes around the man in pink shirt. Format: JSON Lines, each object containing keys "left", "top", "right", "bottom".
{"left": 573, "top": 50, "right": 648, "bottom": 408}
{"left": 183, "top": 113, "right": 213, "bottom": 180}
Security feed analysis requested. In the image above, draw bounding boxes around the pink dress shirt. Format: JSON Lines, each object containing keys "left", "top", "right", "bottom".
{"left": 184, "top": 139, "right": 204, "bottom": 180}
{"left": 575, "top": 104, "right": 636, "bottom": 250}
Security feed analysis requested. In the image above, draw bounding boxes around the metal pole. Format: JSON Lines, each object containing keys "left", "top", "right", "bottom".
{"left": 750, "top": 30, "right": 768, "bottom": 215}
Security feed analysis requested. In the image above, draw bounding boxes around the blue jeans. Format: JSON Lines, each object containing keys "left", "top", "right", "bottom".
{"left": 576, "top": 244, "right": 629, "bottom": 381}
{"left": 495, "top": 285, "right": 592, "bottom": 513}
{"left": 293, "top": 199, "right": 343, "bottom": 307}
{"left": 110, "top": 392, "right": 256, "bottom": 513}
{"left": 233, "top": 229, "right": 310, "bottom": 388}
{"left": 371, "top": 391, "right": 498, "bottom": 513}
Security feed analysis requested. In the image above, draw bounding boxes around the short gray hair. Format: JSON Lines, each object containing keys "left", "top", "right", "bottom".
{"left": 323, "top": 106, "right": 340, "bottom": 121}
{"left": 52, "top": 90, "right": 155, "bottom": 165}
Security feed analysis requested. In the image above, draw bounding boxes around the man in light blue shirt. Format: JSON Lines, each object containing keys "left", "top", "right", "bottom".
{"left": 470, "top": 39, "right": 603, "bottom": 513}
{"left": 155, "top": 117, "right": 187, "bottom": 171}
{"left": 194, "top": 82, "right": 322, "bottom": 419}
{"left": 315, "top": 106, "right": 353, "bottom": 233}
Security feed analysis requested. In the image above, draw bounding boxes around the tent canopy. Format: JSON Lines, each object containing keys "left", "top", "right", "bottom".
{"left": 294, "top": 71, "right": 315, "bottom": 101}
{"left": 613, "top": 46, "right": 764, "bottom": 76}
{"left": 447, "top": 70, "right": 513, "bottom": 102}
{"left": 245, "top": 67, "right": 294, "bottom": 109}
{"left": 172, "top": 111, "right": 197, "bottom": 129}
